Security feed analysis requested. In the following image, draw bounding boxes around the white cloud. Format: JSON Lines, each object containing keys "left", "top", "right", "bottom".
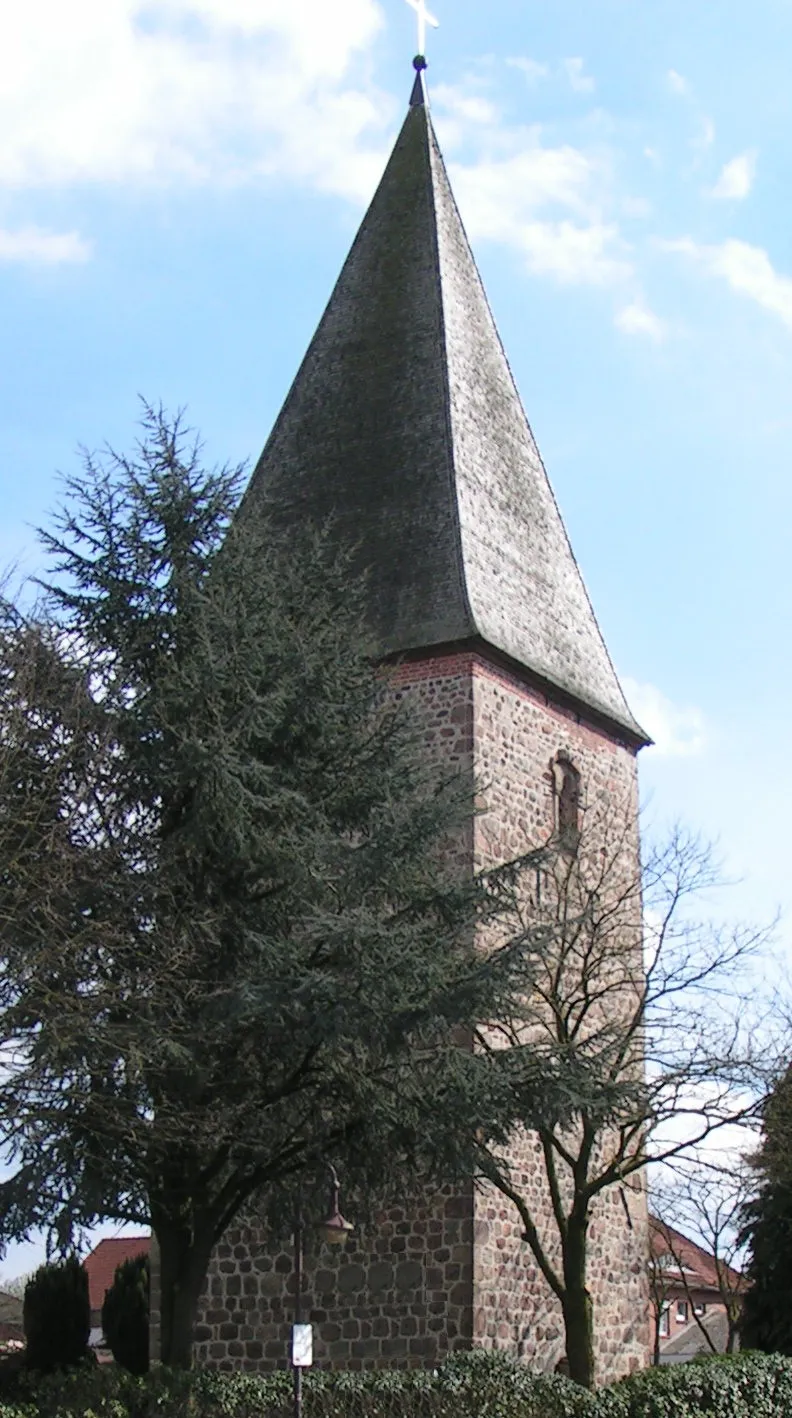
{"left": 695, "top": 116, "right": 716, "bottom": 152}
{"left": 0, "top": 226, "right": 91, "bottom": 263}
{"left": 450, "top": 142, "right": 594, "bottom": 224}
{"left": 615, "top": 300, "right": 667, "bottom": 342}
{"left": 508, "top": 54, "right": 594, "bottom": 96}
{"left": 622, "top": 678, "right": 706, "bottom": 757}
{"left": 507, "top": 57, "right": 549, "bottom": 84}
{"left": 432, "top": 85, "right": 498, "bottom": 129}
{"left": 711, "top": 152, "right": 756, "bottom": 201}
{"left": 0, "top": 0, "right": 389, "bottom": 201}
{"left": 667, "top": 237, "right": 792, "bottom": 331}
{"left": 448, "top": 144, "right": 631, "bottom": 287}
{"left": 667, "top": 69, "right": 689, "bottom": 96}
{"left": 563, "top": 57, "right": 595, "bottom": 94}
{"left": 430, "top": 76, "right": 631, "bottom": 289}
{"left": 0, "top": 10, "right": 633, "bottom": 294}
{"left": 516, "top": 220, "right": 628, "bottom": 285}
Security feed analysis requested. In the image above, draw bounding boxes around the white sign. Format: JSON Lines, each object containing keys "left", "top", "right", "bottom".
{"left": 291, "top": 1323, "right": 313, "bottom": 1368}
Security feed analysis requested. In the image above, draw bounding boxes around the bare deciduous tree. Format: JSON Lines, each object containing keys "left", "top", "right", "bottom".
{"left": 646, "top": 1229, "right": 675, "bottom": 1367}
{"left": 650, "top": 1160, "right": 751, "bottom": 1358}
{"left": 473, "top": 814, "right": 772, "bottom": 1389}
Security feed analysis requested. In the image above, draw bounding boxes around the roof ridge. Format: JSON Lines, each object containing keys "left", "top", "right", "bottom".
{"left": 425, "top": 116, "right": 640, "bottom": 738}
{"left": 423, "top": 111, "right": 476, "bottom": 645}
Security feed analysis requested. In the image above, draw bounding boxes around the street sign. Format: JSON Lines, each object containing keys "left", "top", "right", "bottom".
{"left": 291, "top": 1323, "right": 313, "bottom": 1368}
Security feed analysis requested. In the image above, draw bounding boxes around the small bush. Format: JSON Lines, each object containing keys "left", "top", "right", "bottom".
{"left": 22, "top": 1258, "right": 91, "bottom": 1375}
{"left": 101, "top": 1254, "right": 150, "bottom": 1376}
{"left": 595, "top": 1351, "right": 792, "bottom": 1417}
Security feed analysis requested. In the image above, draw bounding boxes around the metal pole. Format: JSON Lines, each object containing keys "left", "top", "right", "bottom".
{"left": 293, "top": 1190, "right": 303, "bottom": 1418}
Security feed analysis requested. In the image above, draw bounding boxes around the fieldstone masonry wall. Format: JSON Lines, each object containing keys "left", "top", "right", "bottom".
{"left": 195, "top": 1189, "right": 474, "bottom": 1371}
{"left": 190, "top": 649, "right": 650, "bottom": 1381}
{"left": 468, "top": 653, "right": 649, "bottom": 1378}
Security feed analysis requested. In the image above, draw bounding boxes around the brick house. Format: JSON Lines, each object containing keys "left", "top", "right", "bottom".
{"left": 84, "top": 1236, "right": 151, "bottom": 1346}
{"left": 649, "top": 1215, "right": 744, "bottom": 1363}
{"left": 151, "top": 53, "right": 654, "bottom": 1382}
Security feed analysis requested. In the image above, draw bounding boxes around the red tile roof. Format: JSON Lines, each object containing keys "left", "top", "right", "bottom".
{"left": 83, "top": 1236, "right": 151, "bottom": 1313}
{"left": 649, "top": 1214, "right": 744, "bottom": 1293}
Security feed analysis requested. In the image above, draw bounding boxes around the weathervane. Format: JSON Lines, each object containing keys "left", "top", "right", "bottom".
{"left": 406, "top": 0, "right": 439, "bottom": 62}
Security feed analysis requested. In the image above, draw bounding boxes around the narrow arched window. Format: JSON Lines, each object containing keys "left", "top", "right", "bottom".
{"left": 552, "top": 755, "right": 581, "bottom": 849}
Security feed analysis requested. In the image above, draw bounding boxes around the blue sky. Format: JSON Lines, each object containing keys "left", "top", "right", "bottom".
{"left": 1, "top": 0, "right": 790, "bottom": 1272}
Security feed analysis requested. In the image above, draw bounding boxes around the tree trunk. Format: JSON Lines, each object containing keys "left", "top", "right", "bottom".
{"left": 562, "top": 1218, "right": 595, "bottom": 1389}
{"left": 156, "top": 1219, "right": 213, "bottom": 1369}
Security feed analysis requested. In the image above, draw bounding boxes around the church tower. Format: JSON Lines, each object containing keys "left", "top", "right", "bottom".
{"left": 194, "top": 62, "right": 650, "bottom": 1381}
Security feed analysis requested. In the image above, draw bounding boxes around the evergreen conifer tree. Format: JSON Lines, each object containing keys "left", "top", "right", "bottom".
{"left": 0, "top": 405, "right": 547, "bottom": 1367}
{"left": 741, "top": 1069, "right": 792, "bottom": 1353}
{"left": 23, "top": 1258, "right": 90, "bottom": 1373}
{"left": 101, "top": 1253, "right": 149, "bottom": 1375}
{"left": 740, "top": 1184, "right": 792, "bottom": 1353}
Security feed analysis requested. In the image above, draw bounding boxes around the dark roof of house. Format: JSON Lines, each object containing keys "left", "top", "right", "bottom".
{"left": 241, "top": 70, "right": 646, "bottom": 745}
{"left": 649, "top": 1214, "right": 745, "bottom": 1294}
{"left": 661, "top": 1308, "right": 733, "bottom": 1360}
{"left": 82, "top": 1236, "right": 151, "bottom": 1313}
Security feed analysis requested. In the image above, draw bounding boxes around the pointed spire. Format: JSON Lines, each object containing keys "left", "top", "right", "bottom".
{"left": 242, "top": 93, "right": 646, "bottom": 744}
{"left": 410, "top": 55, "right": 427, "bottom": 107}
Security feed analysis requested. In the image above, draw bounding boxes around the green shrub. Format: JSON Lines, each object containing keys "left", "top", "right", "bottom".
{"left": 595, "top": 1351, "right": 792, "bottom": 1418}
{"left": 22, "top": 1258, "right": 91, "bottom": 1375}
{"left": 0, "top": 1351, "right": 593, "bottom": 1418}
{"left": 101, "top": 1255, "right": 149, "bottom": 1376}
{"left": 9, "top": 1349, "right": 792, "bottom": 1418}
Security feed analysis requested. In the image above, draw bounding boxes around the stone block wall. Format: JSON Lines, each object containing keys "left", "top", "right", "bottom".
{"left": 471, "top": 1156, "right": 649, "bottom": 1379}
{"left": 194, "top": 1189, "right": 474, "bottom": 1371}
{"left": 190, "top": 647, "right": 650, "bottom": 1381}
{"left": 467, "top": 652, "right": 649, "bottom": 1382}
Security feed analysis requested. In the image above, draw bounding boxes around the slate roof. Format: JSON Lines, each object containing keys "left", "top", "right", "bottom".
{"left": 660, "top": 1310, "right": 734, "bottom": 1363}
{"left": 83, "top": 1236, "right": 151, "bottom": 1314}
{"left": 243, "top": 70, "right": 646, "bottom": 743}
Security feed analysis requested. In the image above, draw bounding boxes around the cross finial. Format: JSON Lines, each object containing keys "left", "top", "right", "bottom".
{"left": 405, "top": 0, "right": 439, "bottom": 62}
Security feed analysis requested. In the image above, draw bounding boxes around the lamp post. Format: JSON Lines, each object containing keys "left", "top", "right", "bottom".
{"left": 292, "top": 1165, "right": 353, "bottom": 1418}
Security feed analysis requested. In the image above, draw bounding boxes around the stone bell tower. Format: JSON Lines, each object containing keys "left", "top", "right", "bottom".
{"left": 192, "top": 59, "right": 651, "bottom": 1381}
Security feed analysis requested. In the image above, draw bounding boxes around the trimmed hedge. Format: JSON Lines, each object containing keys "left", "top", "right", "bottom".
{"left": 1, "top": 1349, "right": 791, "bottom": 1418}
{"left": 0, "top": 1352, "right": 594, "bottom": 1418}
{"left": 597, "top": 1352, "right": 792, "bottom": 1417}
